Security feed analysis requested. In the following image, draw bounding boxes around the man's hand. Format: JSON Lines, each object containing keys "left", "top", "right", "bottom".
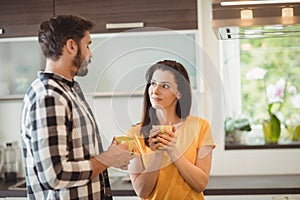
{"left": 95, "top": 143, "right": 136, "bottom": 169}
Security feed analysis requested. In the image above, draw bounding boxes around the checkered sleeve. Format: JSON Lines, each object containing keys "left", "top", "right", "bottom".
{"left": 30, "top": 94, "right": 93, "bottom": 189}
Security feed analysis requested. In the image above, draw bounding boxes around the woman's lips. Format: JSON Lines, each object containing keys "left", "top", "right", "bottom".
{"left": 152, "top": 97, "right": 162, "bottom": 102}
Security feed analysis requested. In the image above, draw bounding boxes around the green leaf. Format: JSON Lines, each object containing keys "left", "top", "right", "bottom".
{"left": 224, "top": 117, "right": 252, "bottom": 134}
{"left": 234, "top": 119, "right": 252, "bottom": 131}
{"left": 270, "top": 113, "right": 281, "bottom": 138}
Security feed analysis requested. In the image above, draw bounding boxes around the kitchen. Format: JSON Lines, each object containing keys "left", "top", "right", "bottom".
{"left": 0, "top": 0, "right": 300, "bottom": 199}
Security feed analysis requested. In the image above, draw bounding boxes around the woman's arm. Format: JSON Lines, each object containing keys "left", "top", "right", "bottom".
{"left": 128, "top": 129, "right": 164, "bottom": 198}
{"left": 168, "top": 145, "right": 213, "bottom": 192}
{"left": 128, "top": 151, "right": 163, "bottom": 198}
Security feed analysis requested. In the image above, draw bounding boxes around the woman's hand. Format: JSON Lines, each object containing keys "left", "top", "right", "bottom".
{"left": 157, "top": 128, "right": 177, "bottom": 153}
{"left": 149, "top": 129, "right": 163, "bottom": 151}
{"left": 149, "top": 126, "right": 177, "bottom": 153}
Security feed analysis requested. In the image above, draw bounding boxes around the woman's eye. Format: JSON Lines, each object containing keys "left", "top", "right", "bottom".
{"left": 162, "top": 84, "right": 170, "bottom": 89}
{"left": 151, "top": 82, "right": 157, "bottom": 86}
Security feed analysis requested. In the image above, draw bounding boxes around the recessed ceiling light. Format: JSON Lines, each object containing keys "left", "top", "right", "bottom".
{"left": 282, "top": 7, "right": 294, "bottom": 18}
{"left": 241, "top": 9, "right": 253, "bottom": 19}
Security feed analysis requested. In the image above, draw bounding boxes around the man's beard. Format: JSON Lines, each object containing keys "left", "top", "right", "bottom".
{"left": 73, "top": 47, "right": 91, "bottom": 77}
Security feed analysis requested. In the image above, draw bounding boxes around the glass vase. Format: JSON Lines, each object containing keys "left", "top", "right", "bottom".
{"left": 262, "top": 114, "right": 281, "bottom": 144}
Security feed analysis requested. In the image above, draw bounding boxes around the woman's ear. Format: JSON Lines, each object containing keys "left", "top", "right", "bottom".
{"left": 177, "top": 92, "right": 182, "bottom": 100}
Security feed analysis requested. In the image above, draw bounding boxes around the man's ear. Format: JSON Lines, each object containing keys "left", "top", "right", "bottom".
{"left": 65, "top": 39, "right": 78, "bottom": 55}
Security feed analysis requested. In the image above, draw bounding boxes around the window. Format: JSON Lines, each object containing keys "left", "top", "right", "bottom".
{"left": 222, "top": 36, "right": 300, "bottom": 147}
{"left": 240, "top": 37, "right": 300, "bottom": 125}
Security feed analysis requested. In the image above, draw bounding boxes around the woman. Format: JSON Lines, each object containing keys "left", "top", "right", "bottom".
{"left": 126, "top": 60, "right": 215, "bottom": 200}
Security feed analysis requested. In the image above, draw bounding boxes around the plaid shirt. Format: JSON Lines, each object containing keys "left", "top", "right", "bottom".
{"left": 21, "top": 72, "right": 112, "bottom": 200}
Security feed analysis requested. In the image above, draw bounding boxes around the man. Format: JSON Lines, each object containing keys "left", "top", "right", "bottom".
{"left": 20, "top": 15, "right": 134, "bottom": 199}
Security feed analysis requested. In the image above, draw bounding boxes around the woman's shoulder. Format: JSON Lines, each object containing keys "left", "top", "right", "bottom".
{"left": 186, "top": 115, "right": 210, "bottom": 126}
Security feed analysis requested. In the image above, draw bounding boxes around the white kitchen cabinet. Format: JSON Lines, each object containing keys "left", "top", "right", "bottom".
{"left": 76, "top": 30, "right": 199, "bottom": 95}
{"left": 5, "top": 198, "right": 27, "bottom": 200}
{"left": 0, "top": 30, "right": 199, "bottom": 98}
{"left": 0, "top": 39, "right": 45, "bottom": 97}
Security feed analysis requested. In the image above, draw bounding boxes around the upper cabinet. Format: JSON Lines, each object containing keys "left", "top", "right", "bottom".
{"left": 55, "top": 0, "right": 198, "bottom": 33}
{"left": 0, "top": 0, "right": 197, "bottom": 38}
{"left": 0, "top": 0, "right": 198, "bottom": 98}
{"left": 0, "top": 0, "right": 54, "bottom": 38}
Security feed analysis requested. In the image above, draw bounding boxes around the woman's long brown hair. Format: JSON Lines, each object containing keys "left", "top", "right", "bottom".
{"left": 140, "top": 60, "right": 192, "bottom": 147}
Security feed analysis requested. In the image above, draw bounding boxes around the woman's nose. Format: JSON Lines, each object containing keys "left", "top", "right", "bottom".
{"left": 153, "top": 84, "right": 160, "bottom": 94}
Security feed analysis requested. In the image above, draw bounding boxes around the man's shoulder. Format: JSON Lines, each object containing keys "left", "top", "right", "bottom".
{"left": 24, "top": 77, "right": 69, "bottom": 104}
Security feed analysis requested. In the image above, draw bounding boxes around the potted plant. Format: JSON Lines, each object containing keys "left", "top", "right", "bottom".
{"left": 245, "top": 67, "right": 287, "bottom": 144}
{"left": 225, "top": 117, "right": 252, "bottom": 144}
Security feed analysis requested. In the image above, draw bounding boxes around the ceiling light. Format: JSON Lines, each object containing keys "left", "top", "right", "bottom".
{"left": 221, "top": 0, "right": 300, "bottom": 6}
{"left": 282, "top": 7, "right": 294, "bottom": 17}
{"left": 241, "top": 9, "right": 253, "bottom": 19}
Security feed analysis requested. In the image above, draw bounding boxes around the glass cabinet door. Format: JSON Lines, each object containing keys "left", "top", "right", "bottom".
{"left": 76, "top": 30, "right": 198, "bottom": 95}
{"left": 0, "top": 39, "right": 45, "bottom": 97}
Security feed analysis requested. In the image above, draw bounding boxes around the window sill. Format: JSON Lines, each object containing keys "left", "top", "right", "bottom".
{"left": 225, "top": 142, "right": 300, "bottom": 150}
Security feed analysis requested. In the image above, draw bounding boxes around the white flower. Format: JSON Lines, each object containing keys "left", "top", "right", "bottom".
{"left": 246, "top": 67, "right": 267, "bottom": 80}
{"left": 266, "top": 78, "right": 286, "bottom": 103}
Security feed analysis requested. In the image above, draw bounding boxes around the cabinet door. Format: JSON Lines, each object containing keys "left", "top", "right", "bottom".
{"left": 55, "top": 0, "right": 197, "bottom": 33}
{"left": 75, "top": 31, "right": 197, "bottom": 94}
{"left": 0, "top": 0, "right": 54, "bottom": 38}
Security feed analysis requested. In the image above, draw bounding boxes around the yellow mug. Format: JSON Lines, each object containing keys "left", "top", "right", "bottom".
{"left": 115, "top": 136, "right": 135, "bottom": 151}
{"left": 152, "top": 125, "right": 173, "bottom": 150}
{"left": 152, "top": 125, "right": 173, "bottom": 134}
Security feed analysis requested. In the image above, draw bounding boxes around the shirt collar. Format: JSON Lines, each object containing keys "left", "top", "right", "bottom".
{"left": 38, "top": 71, "right": 75, "bottom": 87}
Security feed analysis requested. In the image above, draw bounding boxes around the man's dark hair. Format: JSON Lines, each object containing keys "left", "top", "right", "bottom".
{"left": 38, "top": 15, "right": 95, "bottom": 61}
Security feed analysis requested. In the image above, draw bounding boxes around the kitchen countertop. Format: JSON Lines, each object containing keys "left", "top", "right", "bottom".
{"left": 1, "top": 175, "right": 300, "bottom": 197}
{"left": 205, "top": 174, "right": 300, "bottom": 195}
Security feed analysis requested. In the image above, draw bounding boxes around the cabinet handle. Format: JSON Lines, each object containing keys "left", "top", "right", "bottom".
{"left": 106, "top": 22, "right": 144, "bottom": 29}
{"left": 0, "top": 29, "right": 4, "bottom": 35}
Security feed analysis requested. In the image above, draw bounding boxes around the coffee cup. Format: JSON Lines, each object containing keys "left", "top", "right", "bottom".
{"left": 115, "top": 136, "right": 135, "bottom": 151}
{"left": 152, "top": 125, "right": 173, "bottom": 134}
{"left": 152, "top": 125, "right": 173, "bottom": 149}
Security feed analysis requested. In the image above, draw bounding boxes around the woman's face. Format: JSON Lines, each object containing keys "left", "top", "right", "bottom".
{"left": 148, "top": 69, "right": 181, "bottom": 111}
